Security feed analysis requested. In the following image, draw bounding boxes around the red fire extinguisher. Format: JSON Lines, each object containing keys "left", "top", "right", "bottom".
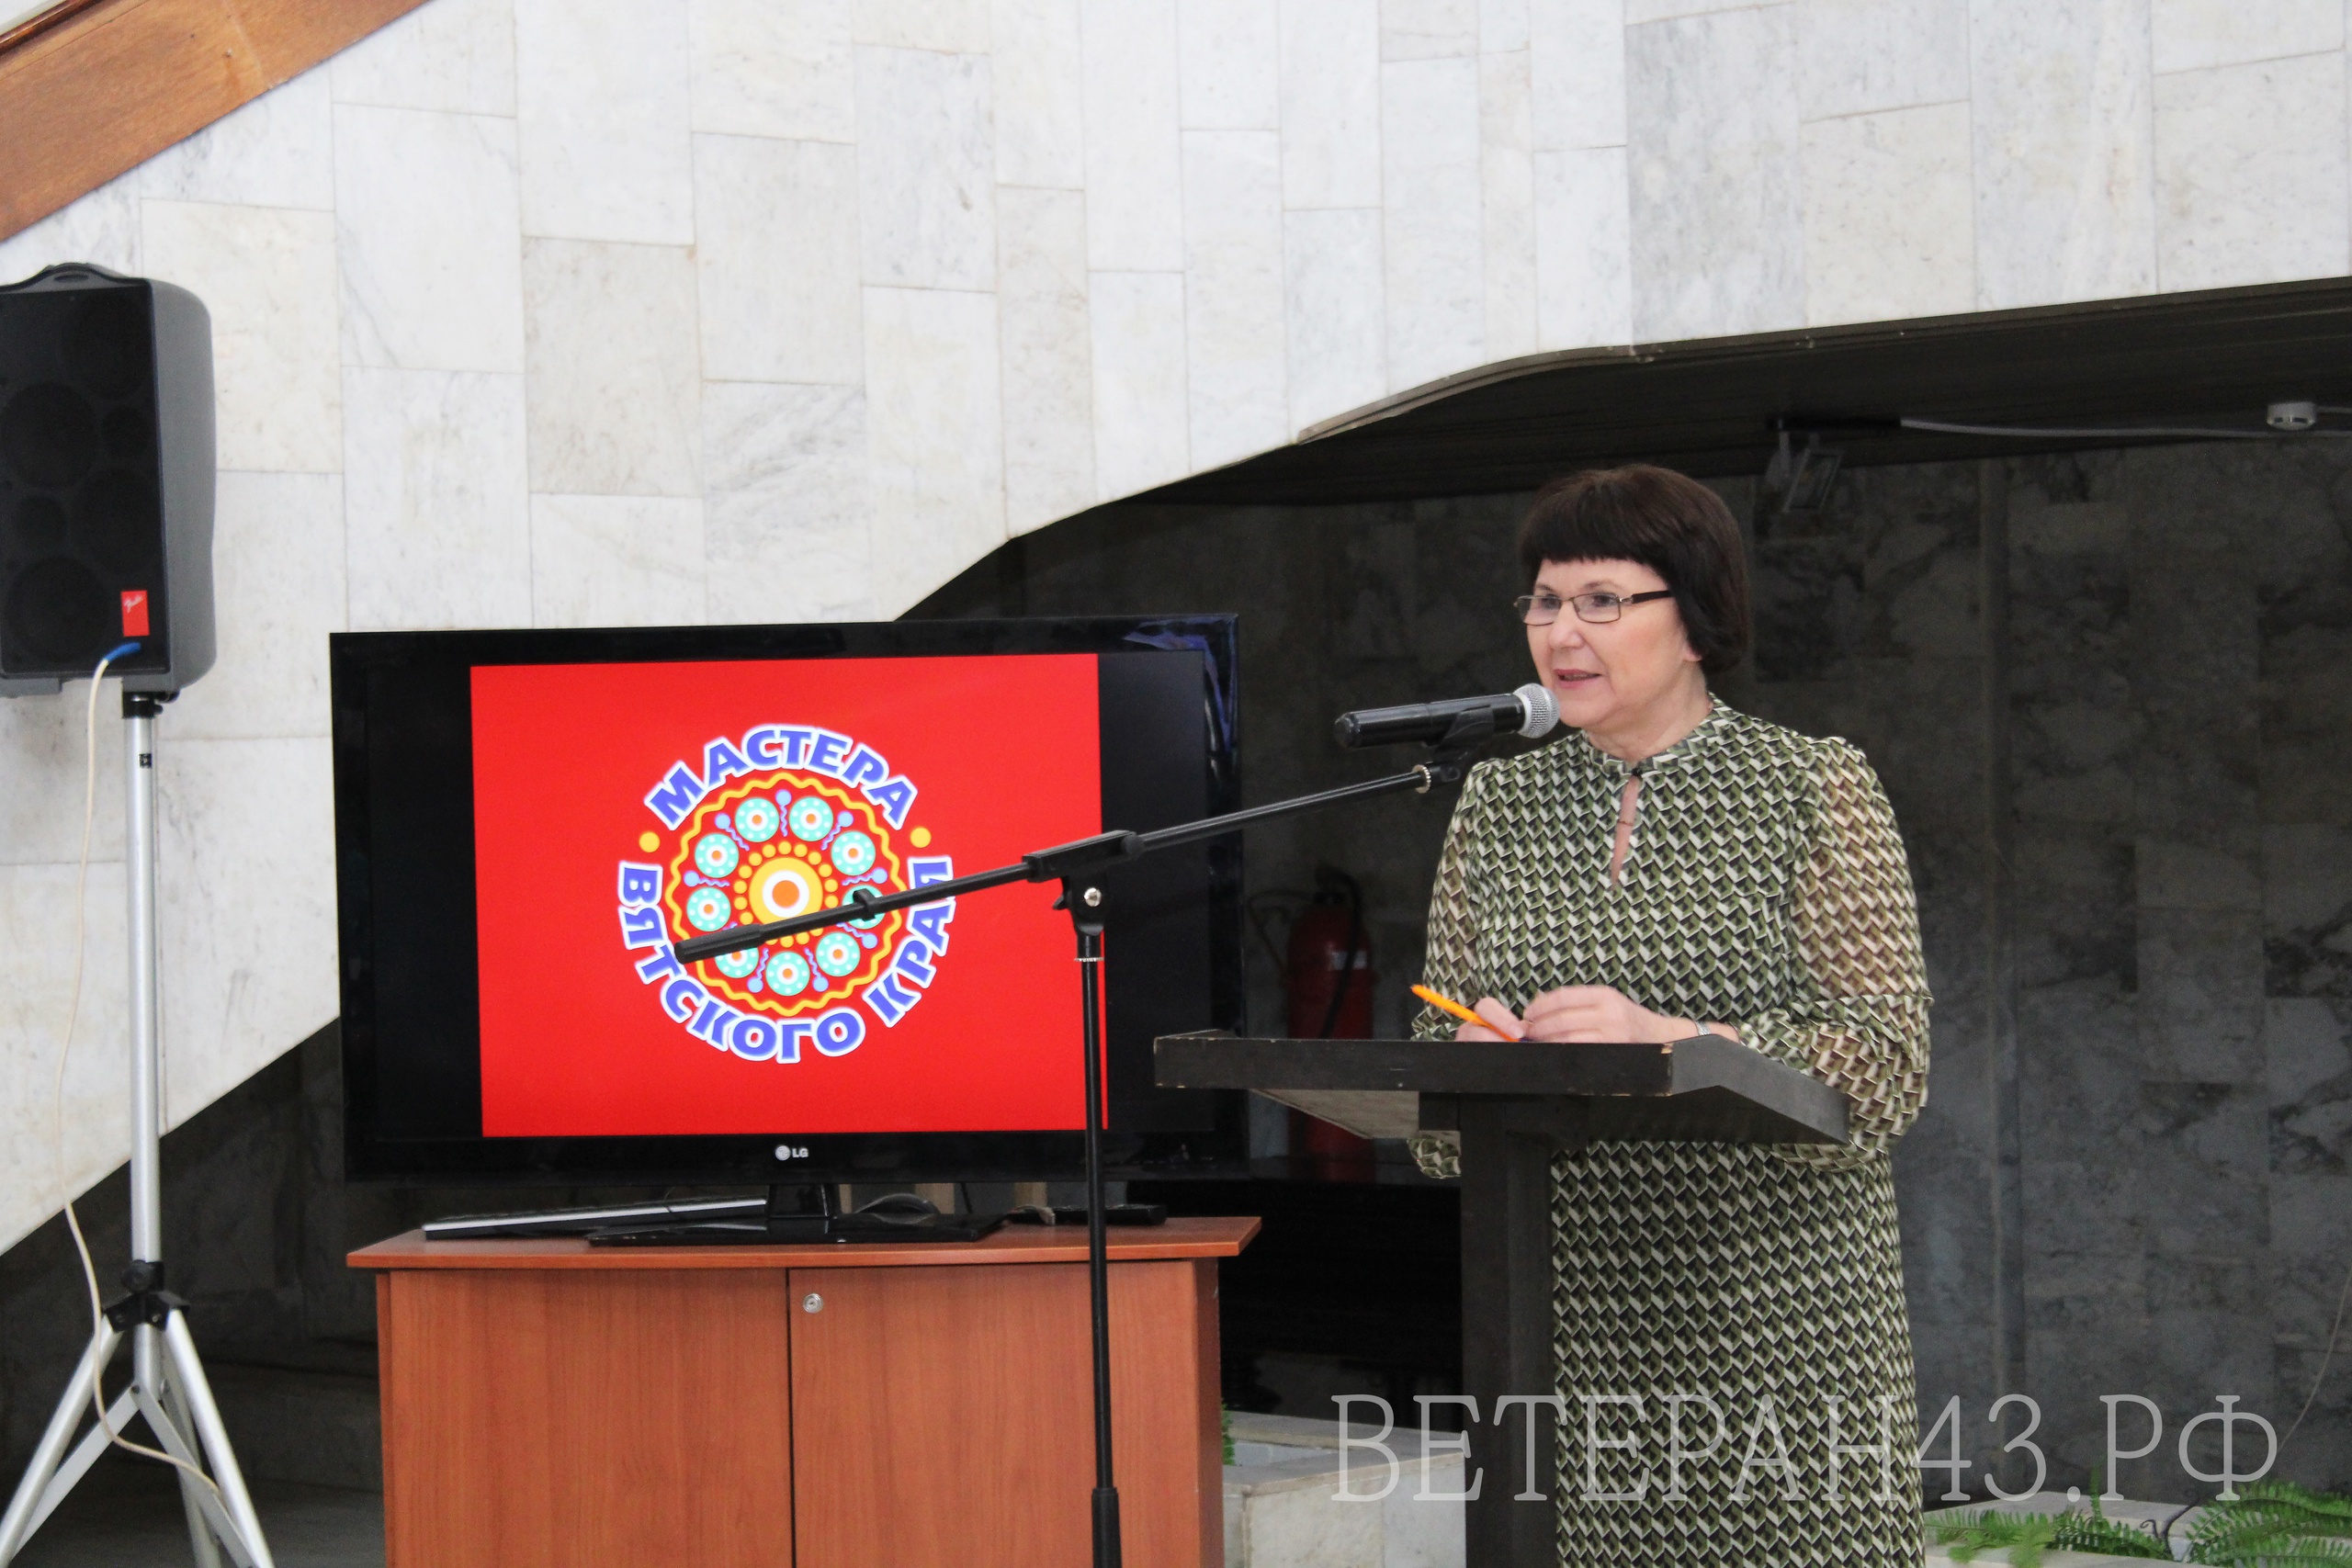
{"left": 1284, "top": 869, "right": 1375, "bottom": 1172}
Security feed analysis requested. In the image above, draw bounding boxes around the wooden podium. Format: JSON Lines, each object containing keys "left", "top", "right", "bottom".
{"left": 349, "top": 1217, "right": 1255, "bottom": 1568}
{"left": 1154, "top": 1032, "right": 1850, "bottom": 1568}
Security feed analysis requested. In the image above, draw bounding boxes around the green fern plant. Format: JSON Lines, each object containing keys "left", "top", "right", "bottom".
{"left": 1928, "top": 1507, "right": 2171, "bottom": 1563}
{"left": 2187, "top": 1480, "right": 2352, "bottom": 1566}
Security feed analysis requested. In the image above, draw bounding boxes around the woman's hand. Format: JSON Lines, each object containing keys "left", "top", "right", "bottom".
{"left": 1453, "top": 997, "right": 1527, "bottom": 1042}
{"left": 1519, "top": 985, "right": 1696, "bottom": 1043}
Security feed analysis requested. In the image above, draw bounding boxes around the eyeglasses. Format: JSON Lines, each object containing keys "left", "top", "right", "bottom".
{"left": 1514, "top": 589, "right": 1676, "bottom": 626}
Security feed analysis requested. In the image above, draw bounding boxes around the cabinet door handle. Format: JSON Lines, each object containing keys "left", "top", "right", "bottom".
{"left": 802, "top": 1292, "right": 824, "bottom": 1314}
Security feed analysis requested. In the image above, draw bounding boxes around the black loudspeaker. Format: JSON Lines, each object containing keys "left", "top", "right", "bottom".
{"left": 0, "top": 262, "right": 214, "bottom": 695}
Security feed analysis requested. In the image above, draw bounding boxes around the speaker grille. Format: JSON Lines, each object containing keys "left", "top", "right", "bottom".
{"left": 5, "top": 556, "right": 111, "bottom": 665}
{"left": 3, "top": 384, "right": 98, "bottom": 488}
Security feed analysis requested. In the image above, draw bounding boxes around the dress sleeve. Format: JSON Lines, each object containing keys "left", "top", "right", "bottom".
{"left": 1738, "top": 739, "right": 1933, "bottom": 1168}
{"left": 1406, "top": 770, "right": 1484, "bottom": 1179}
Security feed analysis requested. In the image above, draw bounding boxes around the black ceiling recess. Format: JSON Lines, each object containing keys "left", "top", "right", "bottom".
{"left": 1152, "top": 276, "right": 2352, "bottom": 505}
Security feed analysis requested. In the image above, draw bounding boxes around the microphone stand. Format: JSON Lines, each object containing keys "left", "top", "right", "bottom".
{"left": 674, "top": 745, "right": 1478, "bottom": 1568}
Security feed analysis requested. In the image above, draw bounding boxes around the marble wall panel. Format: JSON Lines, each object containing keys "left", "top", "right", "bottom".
{"left": 1529, "top": 0, "right": 1625, "bottom": 151}
{"left": 1795, "top": 0, "right": 1969, "bottom": 121}
{"left": 692, "top": 134, "right": 863, "bottom": 387}
{"left": 701, "top": 382, "right": 873, "bottom": 622}
{"left": 0, "top": 685, "right": 126, "bottom": 865}
{"left": 1479, "top": 48, "right": 1539, "bottom": 360}
{"left": 993, "top": 0, "right": 1085, "bottom": 186}
{"left": 1081, "top": 0, "right": 1183, "bottom": 272}
{"left": 0, "top": 862, "right": 131, "bottom": 1214}
{"left": 0, "top": 182, "right": 141, "bottom": 284}
{"left": 1971, "top": 0, "right": 2157, "bottom": 309}
{"left": 997, "top": 187, "right": 1096, "bottom": 534}
{"left": 527, "top": 494, "right": 707, "bottom": 626}
{"left": 2151, "top": 0, "right": 2342, "bottom": 73}
{"left": 1533, "top": 146, "right": 1632, "bottom": 348}
{"left": 1283, "top": 208, "right": 1386, "bottom": 431}
{"left": 1181, "top": 0, "right": 1280, "bottom": 128}
{"left": 1280, "top": 0, "right": 1384, "bottom": 208}
{"left": 1800, "top": 102, "right": 1974, "bottom": 327}
{"left": 1382, "top": 0, "right": 1478, "bottom": 57}
{"left": 1480, "top": 0, "right": 1531, "bottom": 51}
{"left": 333, "top": 104, "right": 525, "bottom": 374}
{"left": 1089, "top": 270, "right": 1191, "bottom": 497}
{"left": 523, "top": 239, "right": 700, "bottom": 497}
{"left": 854, "top": 0, "right": 992, "bottom": 51}
{"left": 863, "top": 288, "right": 1006, "bottom": 614}
{"left": 2154, "top": 53, "right": 2350, "bottom": 292}
{"left": 2267, "top": 998, "right": 2351, "bottom": 1175}
{"left": 856, "top": 46, "right": 997, "bottom": 291}
{"left": 2140, "top": 907, "right": 2267, "bottom": 1083}
{"left": 167, "top": 472, "right": 345, "bottom": 743}
{"left": 2262, "top": 623, "right": 2352, "bottom": 828}
{"left": 1381, "top": 57, "right": 1486, "bottom": 389}
{"left": 155, "top": 738, "right": 338, "bottom": 1123}
{"left": 141, "top": 200, "right": 341, "bottom": 474}
{"left": 514, "top": 0, "right": 695, "bottom": 244}
{"left": 341, "top": 367, "right": 532, "bottom": 631}
{"left": 331, "top": 0, "right": 517, "bottom": 117}
{"left": 689, "top": 0, "right": 854, "bottom": 141}
{"left": 138, "top": 71, "right": 335, "bottom": 211}
{"left": 1182, "top": 131, "right": 1288, "bottom": 470}
{"left": 2266, "top": 824, "right": 2352, "bottom": 1000}
{"left": 1624, "top": 6, "right": 1803, "bottom": 341}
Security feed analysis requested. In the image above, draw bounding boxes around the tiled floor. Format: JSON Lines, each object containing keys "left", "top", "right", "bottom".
{"left": 11, "top": 1452, "right": 383, "bottom": 1568}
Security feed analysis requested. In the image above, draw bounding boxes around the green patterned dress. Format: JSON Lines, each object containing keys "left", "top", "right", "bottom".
{"left": 1407, "top": 703, "right": 1930, "bottom": 1567}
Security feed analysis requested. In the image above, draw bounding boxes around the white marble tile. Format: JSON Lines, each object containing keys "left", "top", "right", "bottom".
{"left": 0, "top": 860, "right": 130, "bottom": 1237}
{"left": 856, "top": 46, "right": 997, "bottom": 290}
{"left": 1382, "top": 57, "right": 1485, "bottom": 389}
{"left": 2154, "top": 53, "right": 2349, "bottom": 291}
{"left": 863, "top": 288, "right": 1006, "bottom": 614}
{"left": 155, "top": 737, "right": 337, "bottom": 1122}
{"left": 141, "top": 200, "right": 341, "bottom": 474}
{"left": 334, "top": 104, "right": 525, "bottom": 373}
{"left": 1796, "top": 0, "right": 1969, "bottom": 120}
{"left": 1180, "top": 0, "right": 1280, "bottom": 128}
{"left": 1283, "top": 207, "right": 1385, "bottom": 432}
{"left": 514, "top": 0, "right": 695, "bottom": 244}
{"left": 1529, "top": 0, "right": 1625, "bottom": 151}
{"left": 2153, "top": 0, "right": 2340, "bottom": 73}
{"left": 0, "top": 180, "right": 141, "bottom": 288}
{"left": 1625, "top": 0, "right": 1769, "bottom": 19}
{"left": 1970, "top": 0, "right": 2156, "bottom": 309}
{"left": 1182, "top": 131, "right": 1287, "bottom": 468}
{"left": 334, "top": 0, "right": 515, "bottom": 115}
{"left": 341, "top": 367, "right": 533, "bottom": 631}
{"left": 1088, "top": 270, "right": 1191, "bottom": 498}
{"left": 529, "top": 494, "right": 707, "bottom": 626}
{"left": 689, "top": 0, "right": 854, "bottom": 141}
{"left": 1481, "top": 0, "right": 1531, "bottom": 50}
{"left": 523, "top": 238, "right": 701, "bottom": 496}
{"left": 1481, "top": 49, "right": 1539, "bottom": 360}
{"left": 1383, "top": 0, "right": 1479, "bottom": 56}
{"left": 1624, "top": 7, "right": 1804, "bottom": 340}
{"left": 1281, "top": 0, "right": 1383, "bottom": 207}
{"left": 138, "top": 69, "right": 335, "bottom": 209}
{"left": 167, "top": 473, "right": 345, "bottom": 742}
{"left": 992, "top": 0, "right": 1085, "bottom": 185}
{"left": 0, "top": 685, "right": 126, "bottom": 864}
{"left": 1083, "top": 0, "right": 1185, "bottom": 269}
{"left": 1801, "top": 101, "right": 1974, "bottom": 324}
{"left": 854, "top": 0, "right": 991, "bottom": 49}
{"left": 693, "top": 135, "right": 863, "bottom": 386}
{"left": 997, "top": 187, "right": 1097, "bottom": 533}
{"left": 1534, "top": 145, "right": 1632, "bottom": 346}
{"left": 701, "top": 381, "right": 873, "bottom": 622}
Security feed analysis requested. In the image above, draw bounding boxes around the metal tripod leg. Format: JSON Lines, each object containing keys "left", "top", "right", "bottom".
{"left": 159, "top": 1314, "right": 270, "bottom": 1568}
{"left": 155, "top": 1333, "right": 227, "bottom": 1568}
{"left": 0, "top": 1324, "right": 120, "bottom": 1561}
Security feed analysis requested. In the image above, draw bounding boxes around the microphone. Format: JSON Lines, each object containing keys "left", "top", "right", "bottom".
{"left": 1332, "top": 682, "right": 1560, "bottom": 749}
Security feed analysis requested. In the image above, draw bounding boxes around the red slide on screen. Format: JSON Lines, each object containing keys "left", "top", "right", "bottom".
{"left": 471, "top": 655, "right": 1101, "bottom": 1137}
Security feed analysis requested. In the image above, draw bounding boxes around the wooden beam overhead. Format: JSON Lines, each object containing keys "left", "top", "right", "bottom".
{"left": 0, "top": 0, "right": 431, "bottom": 245}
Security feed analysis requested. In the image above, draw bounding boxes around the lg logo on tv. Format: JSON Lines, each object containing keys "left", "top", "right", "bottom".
{"left": 773, "top": 1145, "right": 810, "bottom": 1161}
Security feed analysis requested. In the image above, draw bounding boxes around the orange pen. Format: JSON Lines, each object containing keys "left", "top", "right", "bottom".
{"left": 1410, "top": 984, "right": 1524, "bottom": 1040}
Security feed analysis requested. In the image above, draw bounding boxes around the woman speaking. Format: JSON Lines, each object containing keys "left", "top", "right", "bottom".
{"left": 1408, "top": 465, "right": 1931, "bottom": 1567}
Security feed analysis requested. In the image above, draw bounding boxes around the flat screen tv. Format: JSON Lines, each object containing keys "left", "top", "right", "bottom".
{"left": 331, "top": 616, "right": 1242, "bottom": 1184}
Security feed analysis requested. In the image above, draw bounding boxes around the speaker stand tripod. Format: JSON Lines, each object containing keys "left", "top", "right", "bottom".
{"left": 0, "top": 692, "right": 273, "bottom": 1568}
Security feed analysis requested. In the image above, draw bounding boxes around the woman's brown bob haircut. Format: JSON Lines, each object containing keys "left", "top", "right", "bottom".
{"left": 1516, "top": 464, "right": 1752, "bottom": 675}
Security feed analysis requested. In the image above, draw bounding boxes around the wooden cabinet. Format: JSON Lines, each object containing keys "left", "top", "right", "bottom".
{"left": 351, "top": 1219, "right": 1254, "bottom": 1568}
